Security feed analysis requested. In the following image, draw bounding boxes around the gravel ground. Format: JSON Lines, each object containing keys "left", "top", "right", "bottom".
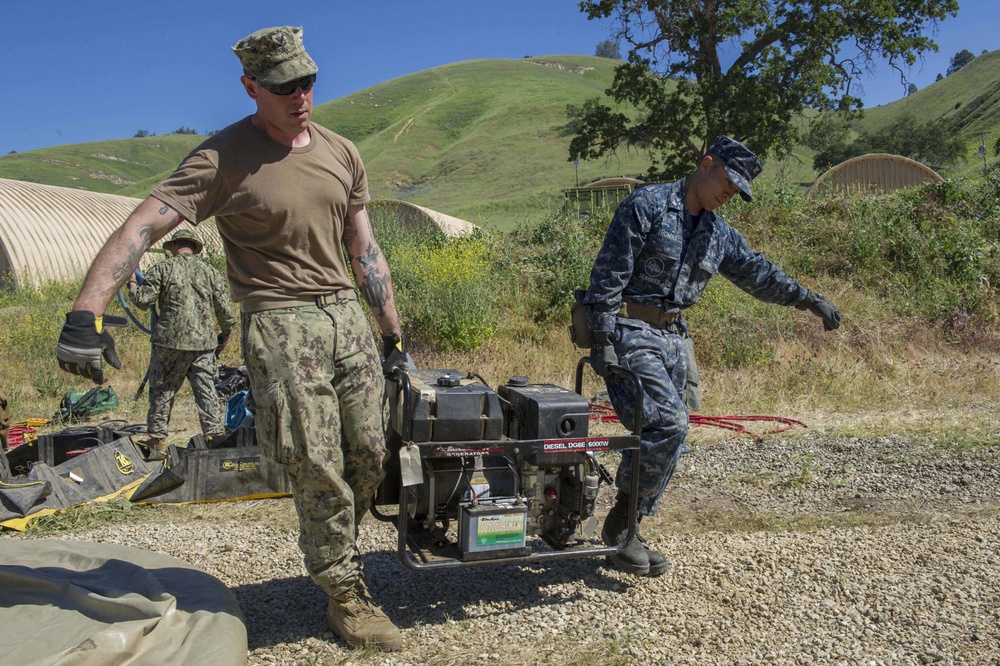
{"left": 5, "top": 433, "right": 999, "bottom": 666}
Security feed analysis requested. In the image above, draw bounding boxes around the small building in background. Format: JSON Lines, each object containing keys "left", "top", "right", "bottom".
{"left": 806, "top": 153, "right": 944, "bottom": 199}
{"left": 563, "top": 177, "right": 646, "bottom": 216}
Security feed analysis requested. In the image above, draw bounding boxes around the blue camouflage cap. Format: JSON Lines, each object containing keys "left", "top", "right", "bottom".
{"left": 232, "top": 26, "right": 317, "bottom": 86}
{"left": 707, "top": 136, "right": 763, "bottom": 202}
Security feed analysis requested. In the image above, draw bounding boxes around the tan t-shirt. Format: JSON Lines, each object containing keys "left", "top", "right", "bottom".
{"left": 152, "top": 118, "right": 370, "bottom": 302}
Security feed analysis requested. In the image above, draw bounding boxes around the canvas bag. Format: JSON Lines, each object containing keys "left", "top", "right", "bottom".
{"left": 54, "top": 386, "right": 119, "bottom": 424}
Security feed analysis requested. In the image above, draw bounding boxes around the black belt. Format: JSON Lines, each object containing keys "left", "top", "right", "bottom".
{"left": 240, "top": 289, "right": 358, "bottom": 314}
{"left": 618, "top": 301, "right": 681, "bottom": 327}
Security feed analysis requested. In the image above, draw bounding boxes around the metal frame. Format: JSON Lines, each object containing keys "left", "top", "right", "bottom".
{"left": 379, "top": 359, "right": 645, "bottom": 571}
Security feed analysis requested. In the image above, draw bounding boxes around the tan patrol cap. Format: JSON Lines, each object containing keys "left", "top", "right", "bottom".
{"left": 232, "top": 26, "right": 317, "bottom": 86}
{"left": 162, "top": 228, "right": 204, "bottom": 255}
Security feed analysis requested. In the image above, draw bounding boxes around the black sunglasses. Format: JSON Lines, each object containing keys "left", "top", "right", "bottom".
{"left": 254, "top": 74, "right": 316, "bottom": 96}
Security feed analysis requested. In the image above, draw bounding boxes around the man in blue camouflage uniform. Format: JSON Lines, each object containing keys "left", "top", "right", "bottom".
{"left": 127, "top": 229, "right": 235, "bottom": 452}
{"left": 585, "top": 136, "right": 840, "bottom": 576}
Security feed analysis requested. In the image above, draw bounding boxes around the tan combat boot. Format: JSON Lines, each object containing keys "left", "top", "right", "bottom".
{"left": 138, "top": 437, "right": 168, "bottom": 458}
{"left": 327, "top": 579, "right": 402, "bottom": 651}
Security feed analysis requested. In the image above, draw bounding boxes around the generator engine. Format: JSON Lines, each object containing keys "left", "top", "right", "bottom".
{"left": 375, "top": 367, "right": 641, "bottom": 569}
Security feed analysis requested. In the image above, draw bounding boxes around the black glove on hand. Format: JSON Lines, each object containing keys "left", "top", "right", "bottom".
{"left": 56, "top": 311, "right": 122, "bottom": 384}
{"left": 381, "top": 333, "right": 408, "bottom": 377}
{"left": 796, "top": 291, "right": 841, "bottom": 331}
{"left": 590, "top": 330, "right": 619, "bottom": 378}
{"left": 215, "top": 332, "right": 230, "bottom": 356}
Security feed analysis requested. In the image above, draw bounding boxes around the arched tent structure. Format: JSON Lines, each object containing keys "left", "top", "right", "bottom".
{"left": 0, "top": 178, "right": 222, "bottom": 290}
{"left": 806, "top": 153, "right": 945, "bottom": 199}
{"left": 369, "top": 199, "right": 478, "bottom": 238}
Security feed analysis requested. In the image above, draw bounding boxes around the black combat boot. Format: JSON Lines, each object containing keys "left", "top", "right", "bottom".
{"left": 637, "top": 515, "right": 670, "bottom": 576}
{"left": 601, "top": 491, "right": 650, "bottom": 575}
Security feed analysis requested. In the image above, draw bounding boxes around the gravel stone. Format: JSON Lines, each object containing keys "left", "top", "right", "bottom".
{"left": 4, "top": 435, "right": 998, "bottom": 665}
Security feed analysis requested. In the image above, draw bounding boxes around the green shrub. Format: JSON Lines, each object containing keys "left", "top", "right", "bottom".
{"left": 389, "top": 235, "right": 499, "bottom": 351}
{"left": 732, "top": 181, "right": 1000, "bottom": 323}
{"left": 369, "top": 204, "right": 500, "bottom": 351}
{"left": 501, "top": 208, "right": 612, "bottom": 324}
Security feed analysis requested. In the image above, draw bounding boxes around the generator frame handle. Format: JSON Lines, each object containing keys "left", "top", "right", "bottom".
{"left": 386, "top": 361, "right": 644, "bottom": 572}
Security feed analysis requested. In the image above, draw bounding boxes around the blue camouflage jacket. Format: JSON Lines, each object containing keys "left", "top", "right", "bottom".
{"left": 584, "top": 178, "right": 807, "bottom": 336}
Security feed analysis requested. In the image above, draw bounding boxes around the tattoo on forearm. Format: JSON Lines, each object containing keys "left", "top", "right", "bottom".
{"left": 358, "top": 242, "right": 380, "bottom": 269}
{"left": 111, "top": 225, "right": 155, "bottom": 283}
{"left": 359, "top": 268, "right": 392, "bottom": 317}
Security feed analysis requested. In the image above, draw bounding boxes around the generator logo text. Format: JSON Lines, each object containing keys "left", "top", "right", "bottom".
{"left": 542, "top": 438, "right": 609, "bottom": 452}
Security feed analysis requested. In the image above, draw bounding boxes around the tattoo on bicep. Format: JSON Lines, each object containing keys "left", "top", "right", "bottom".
{"left": 158, "top": 204, "right": 182, "bottom": 228}
{"left": 342, "top": 222, "right": 358, "bottom": 252}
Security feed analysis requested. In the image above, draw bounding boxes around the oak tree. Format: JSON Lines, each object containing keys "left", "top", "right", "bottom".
{"left": 568, "top": 0, "right": 959, "bottom": 179}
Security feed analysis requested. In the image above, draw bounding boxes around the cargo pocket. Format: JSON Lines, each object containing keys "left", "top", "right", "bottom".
{"left": 251, "top": 382, "right": 300, "bottom": 466}
{"left": 682, "top": 335, "right": 702, "bottom": 411}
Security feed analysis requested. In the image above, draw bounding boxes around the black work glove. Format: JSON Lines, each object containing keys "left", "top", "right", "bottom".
{"left": 796, "top": 291, "right": 841, "bottom": 331}
{"left": 590, "top": 330, "right": 619, "bottom": 378}
{"left": 381, "top": 333, "right": 408, "bottom": 377}
{"left": 215, "top": 332, "right": 230, "bottom": 356}
{"left": 56, "top": 311, "right": 124, "bottom": 384}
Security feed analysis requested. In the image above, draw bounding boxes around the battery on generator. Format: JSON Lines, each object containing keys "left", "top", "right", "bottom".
{"left": 457, "top": 501, "right": 530, "bottom": 561}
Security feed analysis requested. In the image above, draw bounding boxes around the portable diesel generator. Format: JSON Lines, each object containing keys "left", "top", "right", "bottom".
{"left": 373, "top": 358, "right": 643, "bottom": 570}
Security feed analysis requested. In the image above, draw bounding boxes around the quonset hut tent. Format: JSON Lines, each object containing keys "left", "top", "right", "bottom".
{"left": 0, "top": 178, "right": 222, "bottom": 291}
{"left": 369, "top": 199, "right": 478, "bottom": 238}
{"left": 806, "top": 153, "right": 945, "bottom": 199}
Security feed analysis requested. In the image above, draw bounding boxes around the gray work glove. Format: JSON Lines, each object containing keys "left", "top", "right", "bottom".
{"left": 590, "top": 330, "right": 618, "bottom": 378}
{"left": 56, "top": 311, "right": 126, "bottom": 384}
{"left": 796, "top": 291, "right": 841, "bottom": 331}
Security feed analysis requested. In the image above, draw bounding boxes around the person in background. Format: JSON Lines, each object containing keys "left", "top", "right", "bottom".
{"left": 56, "top": 25, "right": 406, "bottom": 651}
{"left": 584, "top": 136, "right": 840, "bottom": 576}
{"left": 127, "top": 228, "right": 235, "bottom": 452}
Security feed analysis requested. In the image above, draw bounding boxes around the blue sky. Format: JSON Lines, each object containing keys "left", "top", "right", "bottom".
{"left": 2, "top": 0, "right": 996, "bottom": 154}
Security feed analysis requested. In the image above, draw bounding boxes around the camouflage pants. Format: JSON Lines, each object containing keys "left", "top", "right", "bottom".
{"left": 147, "top": 346, "right": 224, "bottom": 439}
{"left": 604, "top": 322, "right": 689, "bottom": 516}
{"left": 241, "top": 299, "right": 387, "bottom": 598}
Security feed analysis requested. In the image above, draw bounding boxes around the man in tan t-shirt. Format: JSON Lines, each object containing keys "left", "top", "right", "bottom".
{"left": 57, "top": 26, "right": 405, "bottom": 652}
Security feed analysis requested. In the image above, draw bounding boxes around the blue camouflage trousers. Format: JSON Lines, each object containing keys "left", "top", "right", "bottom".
{"left": 241, "top": 299, "right": 387, "bottom": 598}
{"left": 146, "top": 346, "right": 224, "bottom": 439}
{"left": 604, "top": 322, "right": 689, "bottom": 516}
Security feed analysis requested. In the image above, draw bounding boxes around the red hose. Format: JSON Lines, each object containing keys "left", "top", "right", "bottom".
{"left": 589, "top": 403, "right": 806, "bottom": 439}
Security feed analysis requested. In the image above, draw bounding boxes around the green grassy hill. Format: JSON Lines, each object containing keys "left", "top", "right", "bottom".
{"left": 0, "top": 54, "right": 807, "bottom": 227}
{"left": 0, "top": 134, "right": 201, "bottom": 194}
{"left": 0, "top": 56, "right": 651, "bottom": 230}
{"left": 5, "top": 52, "right": 1000, "bottom": 225}
{"left": 314, "top": 55, "right": 652, "bottom": 228}
{"left": 854, "top": 49, "right": 1000, "bottom": 178}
